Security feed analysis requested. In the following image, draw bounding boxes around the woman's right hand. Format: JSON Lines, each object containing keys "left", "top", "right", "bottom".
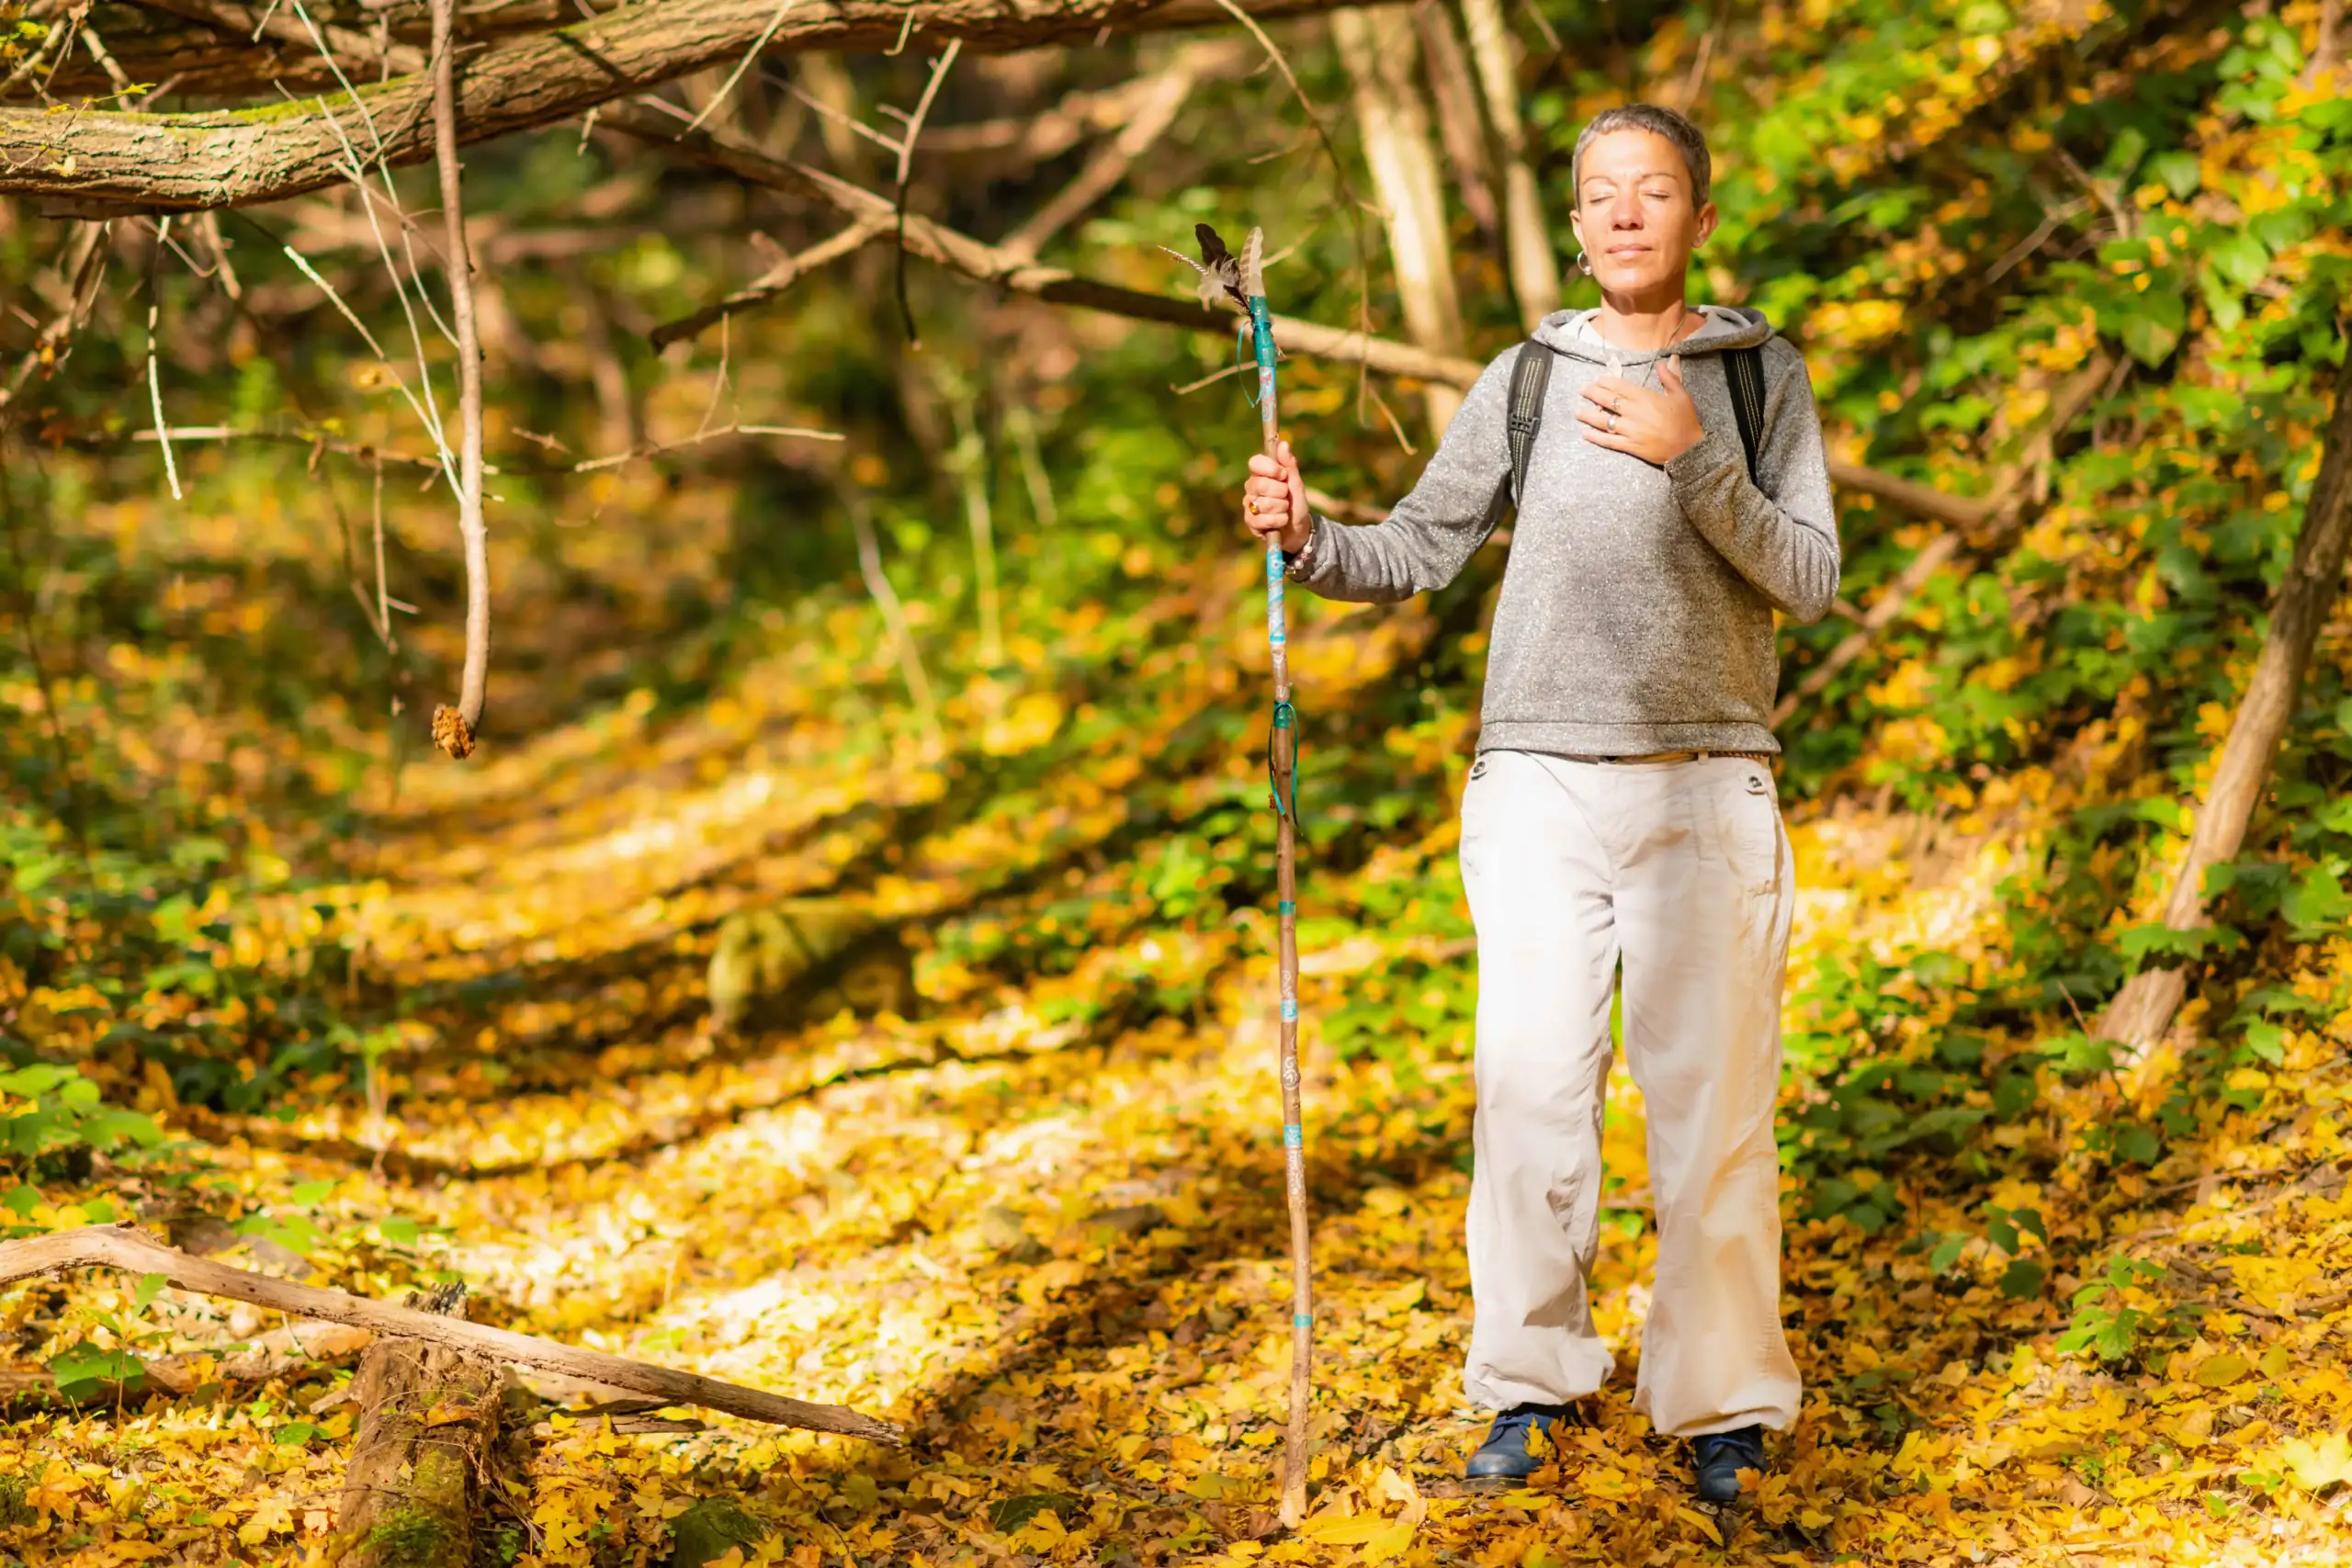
{"left": 1242, "top": 439, "right": 1314, "bottom": 553}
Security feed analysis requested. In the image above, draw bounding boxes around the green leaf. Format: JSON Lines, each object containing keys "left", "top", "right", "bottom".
{"left": 1928, "top": 1235, "right": 1968, "bottom": 1274}
{"left": 1998, "top": 1258, "right": 2047, "bottom": 1300}
{"left": 2281, "top": 862, "right": 2351, "bottom": 939}
{"left": 290, "top": 1179, "right": 337, "bottom": 1208}
{"left": 379, "top": 1216, "right": 421, "bottom": 1247}
{"left": 2206, "top": 231, "right": 2270, "bottom": 289}
{"left": 989, "top": 1494, "right": 1077, "bottom": 1534}
{"left": 48, "top": 1343, "right": 145, "bottom": 1399}
{"left": 2145, "top": 150, "right": 2199, "bottom": 197}
{"left": 134, "top": 1272, "right": 168, "bottom": 1308}
{"left": 2117, "top": 290, "right": 2187, "bottom": 367}
{"left": 274, "top": 1422, "right": 317, "bottom": 1446}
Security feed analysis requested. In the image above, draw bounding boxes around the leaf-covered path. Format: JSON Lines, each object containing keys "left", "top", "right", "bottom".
{"left": 6, "top": 625, "right": 2349, "bottom": 1567}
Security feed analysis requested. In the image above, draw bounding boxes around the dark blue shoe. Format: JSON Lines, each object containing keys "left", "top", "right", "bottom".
{"left": 1464, "top": 1404, "right": 1574, "bottom": 1480}
{"left": 1690, "top": 1425, "right": 1765, "bottom": 1502}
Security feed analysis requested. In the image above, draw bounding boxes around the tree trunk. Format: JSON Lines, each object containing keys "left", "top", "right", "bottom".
{"left": 2098, "top": 370, "right": 2352, "bottom": 1062}
{"left": 1457, "top": 0, "right": 1558, "bottom": 332}
{"left": 325, "top": 1283, "right": 498, "bottom": 1568}
{"left": 1410, "top": 0, "right": 1498, "bottom": 247}
{"left": 1331, "top": 5, "right": 1468, "bottom": 438}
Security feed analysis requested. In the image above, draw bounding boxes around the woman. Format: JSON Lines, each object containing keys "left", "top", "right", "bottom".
{"left": 1239, "top": 104, "right": 1838, "bottom": 1498}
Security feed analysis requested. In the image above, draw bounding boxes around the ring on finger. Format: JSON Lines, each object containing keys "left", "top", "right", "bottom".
{"left": 1608, "top": 411, "right": 1620, "bottom": 434}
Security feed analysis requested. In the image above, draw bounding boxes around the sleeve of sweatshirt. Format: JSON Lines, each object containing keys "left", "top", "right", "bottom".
{"left": 1289, "top": 350, "right": 1516, "bottom": 604}
{"left": 1662, "top": 338, "right": 1842, "bottom": 624}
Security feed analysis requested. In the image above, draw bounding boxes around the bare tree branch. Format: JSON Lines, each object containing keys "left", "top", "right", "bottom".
{"left": 612, "top": 107, "right": 1487, "bottom": 385}
{"left": 0, "top": 0, "right": 1355, "bottom": 212}
{"left": 999, "top": 47, "right": 1202, "bottom": 260}
{"left": 649, "top": 215, "right": 886, "bottom": 349}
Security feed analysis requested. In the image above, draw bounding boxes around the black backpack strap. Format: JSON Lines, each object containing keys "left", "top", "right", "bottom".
{"left": 1724, "top": 344, "right": 1768, "bottom": 488}
{"left": 1506, "top": 339, "right": 1554, "bottom": 507}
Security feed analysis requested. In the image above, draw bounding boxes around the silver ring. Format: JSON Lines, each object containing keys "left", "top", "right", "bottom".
{"left": 1609, "top": 411, "right": 1620, "bottom": 434}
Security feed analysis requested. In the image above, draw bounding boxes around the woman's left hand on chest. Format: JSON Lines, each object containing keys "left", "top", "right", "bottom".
{"left": 1577, "top": 355, "right": 1705, "bottom": 467}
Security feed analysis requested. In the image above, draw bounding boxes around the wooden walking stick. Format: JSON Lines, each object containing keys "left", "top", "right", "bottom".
{"left": 1171, "top": 221, "right": 1314, "bottom": 1527}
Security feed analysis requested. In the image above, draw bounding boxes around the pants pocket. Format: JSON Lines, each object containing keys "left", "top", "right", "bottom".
{"left": 1717, "top": 768, "right": 1782, "bottom": 899}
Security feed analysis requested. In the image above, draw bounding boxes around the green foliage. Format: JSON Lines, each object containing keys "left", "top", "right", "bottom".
{"left": 665, "top": 1497, "right": 769, "bottom": 1568}
{"left": 0, "top": 1065, "right": 163, "bottom": 1169}
{"left": 2057, "top": 1255, "right": 2175, "bottom": 1363}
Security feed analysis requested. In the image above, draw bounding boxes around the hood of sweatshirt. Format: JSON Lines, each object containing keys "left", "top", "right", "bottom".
{"left": 1529, "top": 303, "right": 1770, "bottom": 365}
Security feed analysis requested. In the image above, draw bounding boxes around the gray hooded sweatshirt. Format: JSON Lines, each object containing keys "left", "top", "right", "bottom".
{"left": 1292, "top": 305, "right": 1839, "bottom": 757}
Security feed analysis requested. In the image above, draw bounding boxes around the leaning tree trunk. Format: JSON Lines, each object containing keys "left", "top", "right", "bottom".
{"left": 1456, "top": 0, "right": 1558, "bottom": 333}
{"left": 1331, "top": 6, "right": 1468, "bottom": 438}
{"left": 2098, "top": 369, "right": 2352, "bottom": 1064}
{"left": 326, "top": 1283, "right": 500, "bottom": 1568}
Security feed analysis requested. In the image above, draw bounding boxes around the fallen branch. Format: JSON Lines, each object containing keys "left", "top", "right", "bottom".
{"left": 0, "top": 1224, "right": 903, "bottom": 1444}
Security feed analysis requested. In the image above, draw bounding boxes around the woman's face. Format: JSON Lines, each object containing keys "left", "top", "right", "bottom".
{"left": 1568, "top": 130, "right": 1716, "bottom": 299}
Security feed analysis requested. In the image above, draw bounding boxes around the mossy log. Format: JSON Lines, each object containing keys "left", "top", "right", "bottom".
{"left": 325, "top": 1282, "right": 499, "bottom": 1568}
{"left": 707, "top": 898, "right": 915, "bottom": 1032}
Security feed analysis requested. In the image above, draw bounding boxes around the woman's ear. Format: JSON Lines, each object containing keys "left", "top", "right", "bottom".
{"left": 1693, "top": 201, "right": 1720, "bottom": 249}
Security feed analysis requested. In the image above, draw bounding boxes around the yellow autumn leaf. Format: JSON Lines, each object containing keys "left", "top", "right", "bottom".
{"left": 2280, "top": 1431, "right": 2352, "bottom": 1492}
{"left": 1297, "top": 1512, "right": 1393, "bottom": 1544}
{"left": 2194, "top": 1354, "right": 2251, "bottom": 1388}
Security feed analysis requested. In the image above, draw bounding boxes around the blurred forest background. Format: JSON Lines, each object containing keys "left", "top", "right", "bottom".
{"left": 3, "top": 0, "right": 2352, "bottom": 1562}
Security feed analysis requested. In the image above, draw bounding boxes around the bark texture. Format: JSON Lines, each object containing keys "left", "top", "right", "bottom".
{"left": 1332, "top": 5, "right": 1466, "bottom": 436}
{"left": 0, "top": 0, "right": 1342, "bottom": 213}
{"left": 2098, "top": 372, "right": 2352, "bottom": 1061}
{"left": 325, "top": 1283, "right": 496, "bottom": 1568}
{"left": 0, "top": 1224, "right": 903, "bottom": 1442}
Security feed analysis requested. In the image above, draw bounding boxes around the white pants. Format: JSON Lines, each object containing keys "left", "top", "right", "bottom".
{"left": 1457, "top": 749, "right": 1802, "bottom": 1438}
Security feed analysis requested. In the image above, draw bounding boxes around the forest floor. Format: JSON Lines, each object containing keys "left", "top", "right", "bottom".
{"left": 6, "top": 660, "right": 2352, "bottom": 1568}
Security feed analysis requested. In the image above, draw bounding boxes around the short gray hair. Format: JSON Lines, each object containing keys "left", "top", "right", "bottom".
{"left": 1570, "top": 105, "right": 1713, "bottom": 212}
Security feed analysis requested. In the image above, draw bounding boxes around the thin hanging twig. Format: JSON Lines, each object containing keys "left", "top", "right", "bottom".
{"left": 425, "top": 0, "right": 491, "bottom": 760}
{"left": 144, "top": 217, "right": 184, "bottom": 501}
{"left": 892, "top": 39, "right": 961, "bottom": 347}
{"left": 682, "top": 0, "right": 799, "bottom": 135}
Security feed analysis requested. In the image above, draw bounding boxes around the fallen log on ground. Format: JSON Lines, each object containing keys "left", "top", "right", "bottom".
{"left": 0, "top": 1224, "right": 902, "bottom": 1445}
{"left": 324, "top": 1281, "right": 501, "bottom": 1568}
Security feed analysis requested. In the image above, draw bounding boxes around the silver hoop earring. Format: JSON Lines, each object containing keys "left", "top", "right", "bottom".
{"left": 1575, "top": 251, "right": 1593, "bottom": 276}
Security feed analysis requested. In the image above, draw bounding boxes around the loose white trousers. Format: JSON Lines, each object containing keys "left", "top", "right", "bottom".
{"left": 1458, "top": 750, "right": 1802, "bottom": 1437}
